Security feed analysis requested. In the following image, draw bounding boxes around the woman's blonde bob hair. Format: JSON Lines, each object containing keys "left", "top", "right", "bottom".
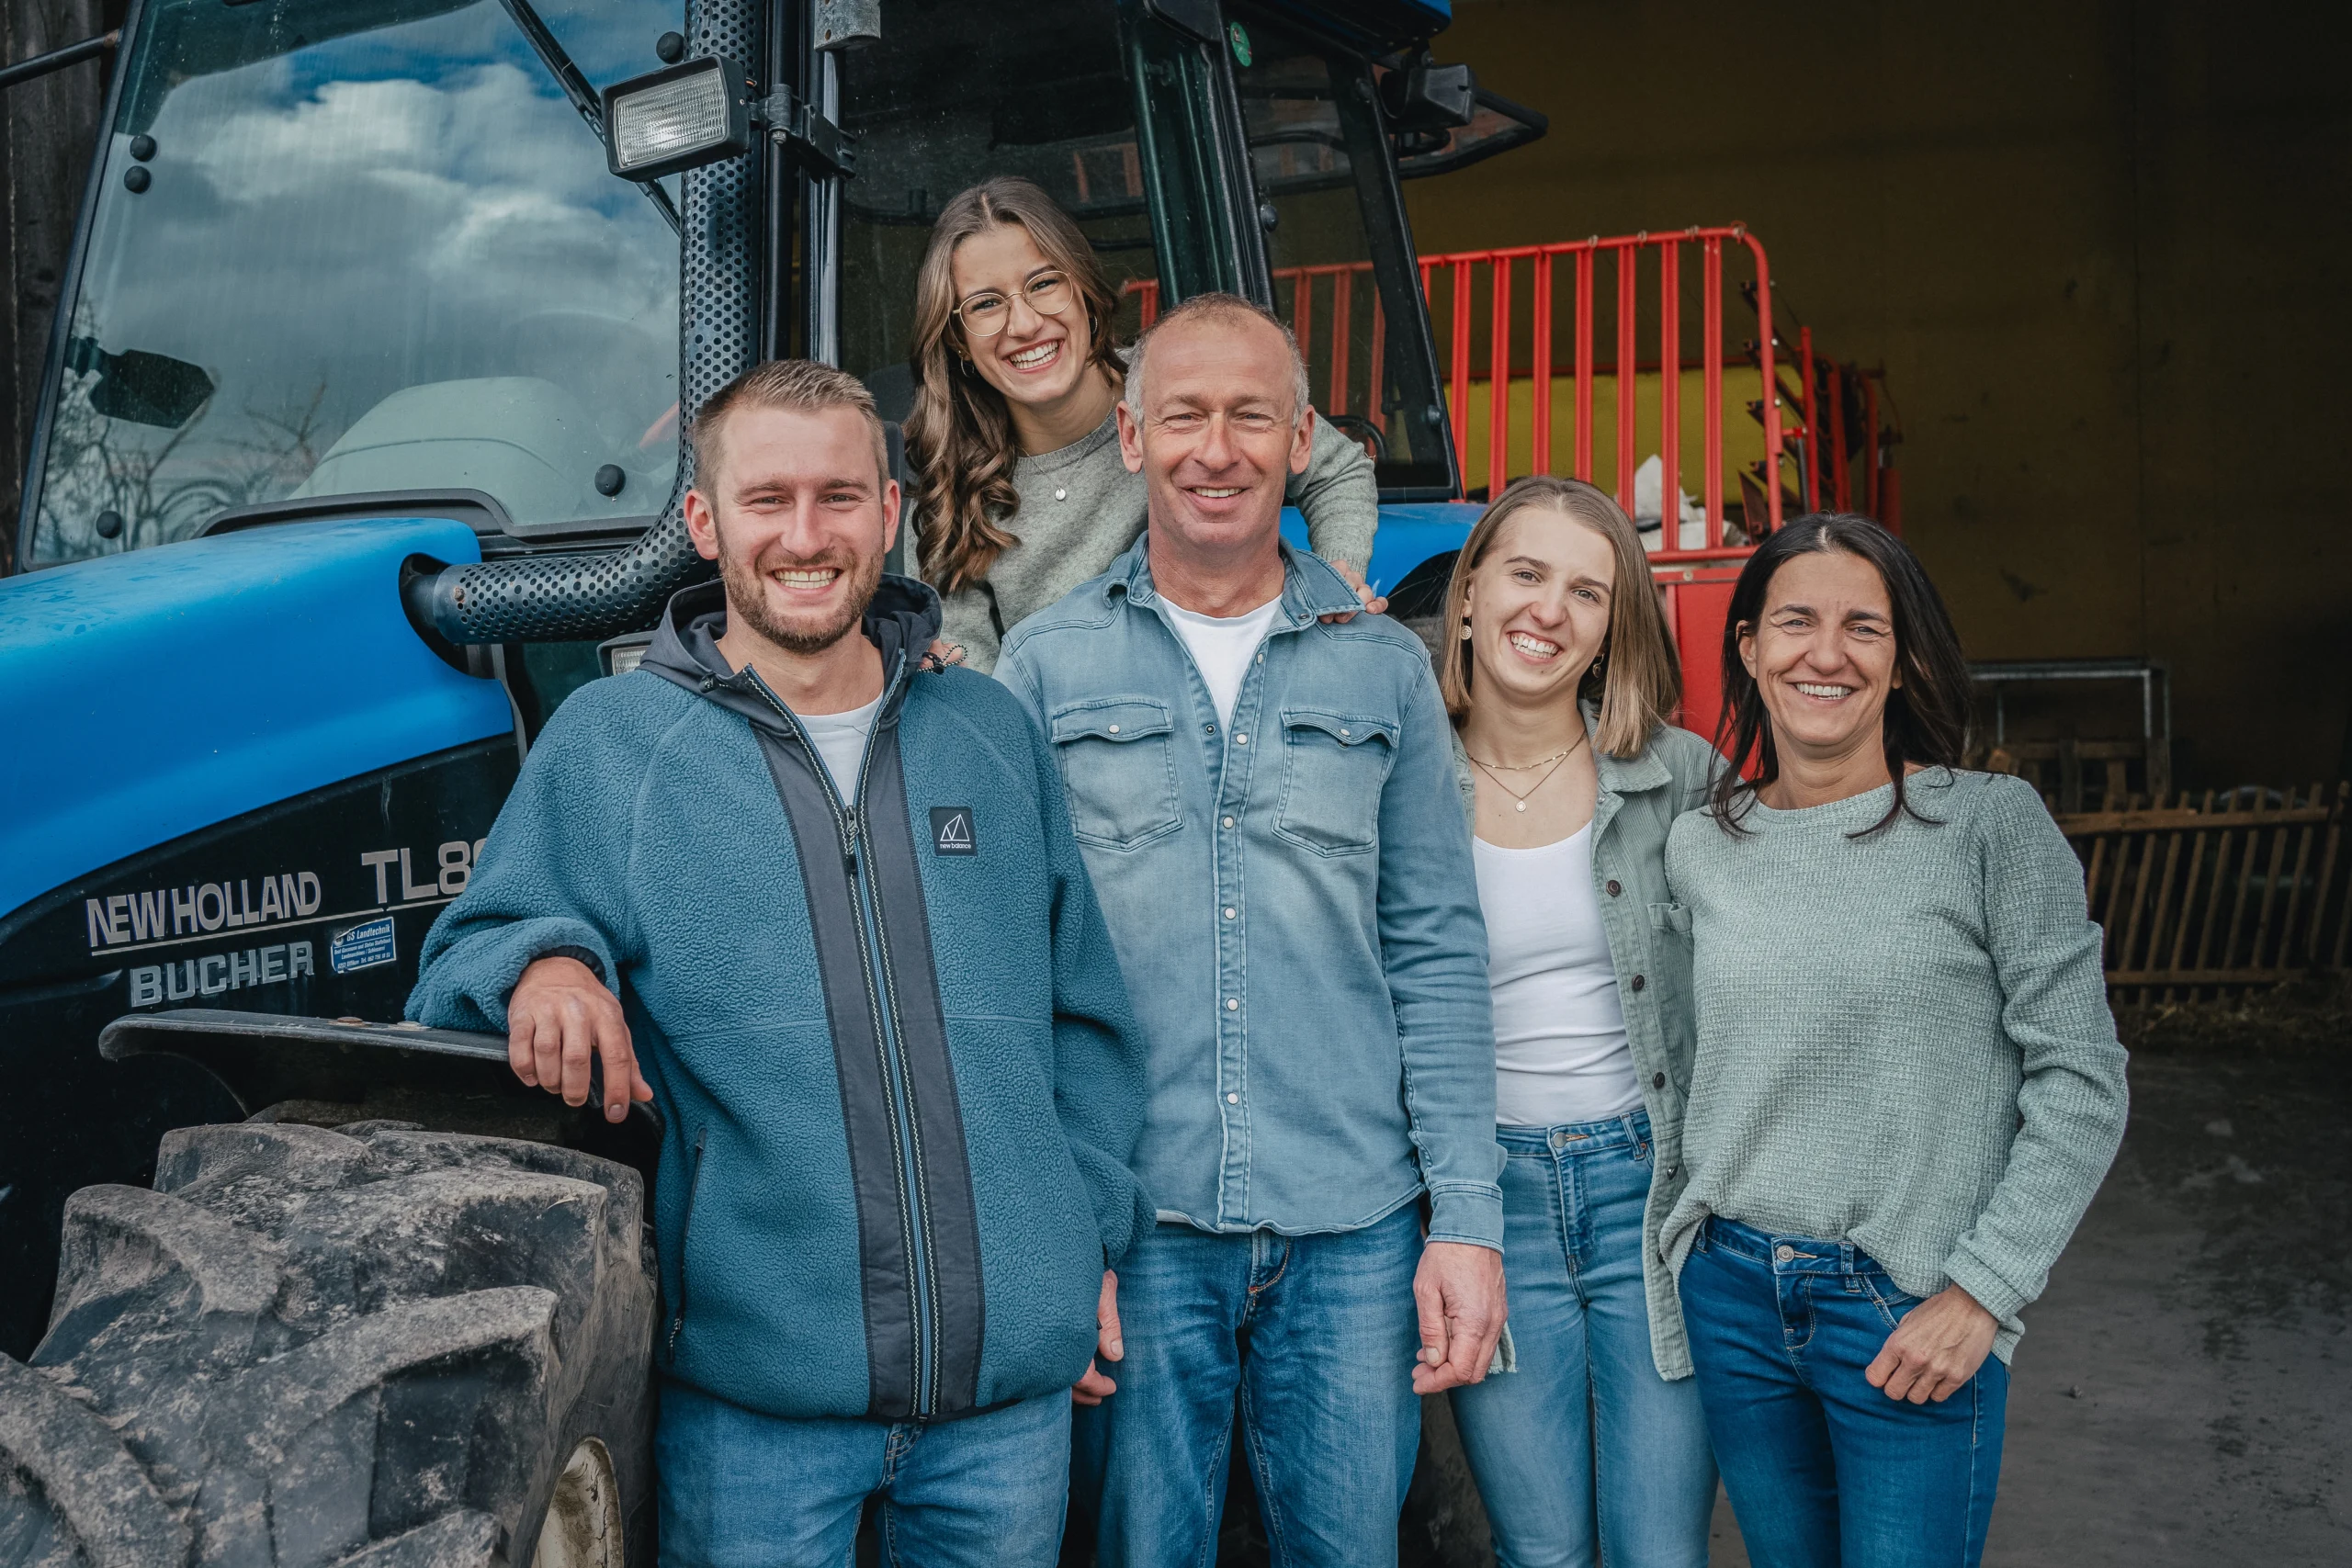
{"left": 903, "top": 177, "right": 1124, "bottom": 596}
{"left": 1437, "top": 475, "right": 1681, "bottom": 760}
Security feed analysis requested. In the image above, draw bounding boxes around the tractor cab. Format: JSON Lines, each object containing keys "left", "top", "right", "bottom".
{"left": 18, "top": 0, "right": 1539, "bottom": 586}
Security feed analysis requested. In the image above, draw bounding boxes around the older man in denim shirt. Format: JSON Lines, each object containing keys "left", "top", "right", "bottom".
{"left": 997, "top": 293, "right": 1502, "bottom": 1568}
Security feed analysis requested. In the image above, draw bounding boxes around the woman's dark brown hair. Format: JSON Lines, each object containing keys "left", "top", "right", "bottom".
{"left": 1710, "top": 513, "right": 1971, "bottom": 836}
{"left": 902, "top": 177, "right": 1124, "bottom": 595}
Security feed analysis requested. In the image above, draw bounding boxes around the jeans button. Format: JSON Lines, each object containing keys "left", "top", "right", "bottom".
{"left": 1774, "top": 1243, "right": 1796, "bottom": 1262}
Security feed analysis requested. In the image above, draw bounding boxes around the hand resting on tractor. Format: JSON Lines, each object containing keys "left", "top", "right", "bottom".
{"left": 507, "top": 953, "right": 654, "bottom": 1123}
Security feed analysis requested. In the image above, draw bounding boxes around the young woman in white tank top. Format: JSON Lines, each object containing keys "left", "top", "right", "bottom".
{"left": 1438, "top": 477, "right": 1723, "bottom": 1568}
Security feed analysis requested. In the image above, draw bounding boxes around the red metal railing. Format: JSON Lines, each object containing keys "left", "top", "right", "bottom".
{"left": 1122, "top": 228, "right": 1896, "bottom": 547}
{"left": 1415, "top": 227, "right": 1776, "bottom": 561}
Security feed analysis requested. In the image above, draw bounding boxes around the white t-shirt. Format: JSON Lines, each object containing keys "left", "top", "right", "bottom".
{"left": 1471, "top": 826, "right": 1644, "bottom": 1127}
{"left": 1159, "top": 594, "right": 1284, "bottom": 727}
{"left": 799, "top": 693, "right": 883, "bottom": 802}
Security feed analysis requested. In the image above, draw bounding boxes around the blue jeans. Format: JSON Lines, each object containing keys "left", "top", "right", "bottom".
{"left": 1071, "top": 1205, "right": 1423, "bottom": 1568}
{"left": 1679, "top": 1216, "right": 2009, "bottom": 1568}
{"left": 1450, "top": 1112, "right": 1716, "bottom": 1568}
{"left": 655, "top": 1382, "right": 1071, "bottom": 1567}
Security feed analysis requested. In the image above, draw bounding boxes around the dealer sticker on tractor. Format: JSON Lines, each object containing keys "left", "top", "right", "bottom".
{"left": 331, "top": 917, "right": 398, "bottom": 975}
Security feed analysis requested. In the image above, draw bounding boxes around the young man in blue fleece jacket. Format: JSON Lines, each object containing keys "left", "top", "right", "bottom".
{"left": 408, "top": 359, "right": 1152, "bottom": 1568}
{"left": 997, "top": 296, "right": 1505, "bottom": 1568}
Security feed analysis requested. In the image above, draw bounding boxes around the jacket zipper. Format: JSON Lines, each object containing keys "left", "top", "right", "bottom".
{"left": 665, "top": 1126, "right": 709, "bottom": 1364}
{"left": 743, "top": 659, "right": 941, "bottom": 1417}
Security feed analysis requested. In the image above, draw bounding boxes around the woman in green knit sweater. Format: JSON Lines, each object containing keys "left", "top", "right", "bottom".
{"left": 1661, "top": 514, "right": 2128, "bottom": 1568}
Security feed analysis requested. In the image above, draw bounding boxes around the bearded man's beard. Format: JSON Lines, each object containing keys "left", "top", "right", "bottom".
{"left": 715, "top": 521, "right": 886, "bottom": 654}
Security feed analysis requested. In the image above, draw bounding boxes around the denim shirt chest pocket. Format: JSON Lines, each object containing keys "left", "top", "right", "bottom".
{"left": 1273, "top": 708, "right": 1399, "bottom": 855}
{"left": 1049, "top": 696, "right": 1182, "bottom": 851}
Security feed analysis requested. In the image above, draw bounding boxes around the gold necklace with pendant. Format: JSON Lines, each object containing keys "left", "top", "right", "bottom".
{"left": 1468, "top": 731, "right": 1590, "bottom": 812}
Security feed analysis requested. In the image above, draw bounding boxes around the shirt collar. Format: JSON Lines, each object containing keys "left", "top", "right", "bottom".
{"left": 1587, "top": 700, "right": 1674, "bottom": 794}
{"left": 1108, "top": 535, "right": 1362, "bottom": 626}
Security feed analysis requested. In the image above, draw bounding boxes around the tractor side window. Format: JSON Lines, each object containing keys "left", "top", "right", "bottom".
{"left": 832, "top": 0, "right": 1167, "bottom": 424}
{"left": 1229, "top": 12, "right": 1454, "bottom": 497}
{"left": 24, "top": 0, "right": 684, "bottom": 567}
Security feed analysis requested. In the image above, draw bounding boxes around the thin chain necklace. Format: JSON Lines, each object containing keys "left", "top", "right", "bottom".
{"left": 1468, "top": 731, "right": 1589, "bottom": 812}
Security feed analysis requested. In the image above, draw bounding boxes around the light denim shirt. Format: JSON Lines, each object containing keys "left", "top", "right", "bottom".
{"left": 1451, "top": 712, "right": 1719, "bottom": 1376}
{"left": 999, "top": 541, "right": 1503, "bottom": 1249}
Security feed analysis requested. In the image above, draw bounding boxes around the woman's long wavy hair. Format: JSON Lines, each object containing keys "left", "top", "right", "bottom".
{"left": 903, "top": 177, "right": 1124, "bottom": 596}
{"left": 1710, "top": 513, "right": 1972, "bottom": 836}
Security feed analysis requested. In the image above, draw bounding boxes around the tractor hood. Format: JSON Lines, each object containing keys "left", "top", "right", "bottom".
{"left": 0, "top": 520, "right": 512, "bottom": 923}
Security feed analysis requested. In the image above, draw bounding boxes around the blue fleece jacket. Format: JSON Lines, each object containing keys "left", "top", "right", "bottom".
{"left": 409, "top": 578, "right": 1151, "bottom": 1424}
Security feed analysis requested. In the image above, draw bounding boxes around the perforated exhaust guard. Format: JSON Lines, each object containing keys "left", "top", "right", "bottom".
{"left": 417, "top": 0, "right": 762, "bottom": 645}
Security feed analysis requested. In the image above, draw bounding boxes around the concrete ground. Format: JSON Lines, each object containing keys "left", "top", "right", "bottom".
{"left": 1706, "top": 981, "right": 2352, "bottom": 1566}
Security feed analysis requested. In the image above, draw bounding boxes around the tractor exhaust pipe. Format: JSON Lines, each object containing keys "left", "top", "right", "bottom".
{"left": 415, "top": 0, "right": 761, "bottom": 646}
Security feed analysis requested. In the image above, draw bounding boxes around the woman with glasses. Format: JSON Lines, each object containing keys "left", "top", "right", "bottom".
{"left": 904, "top": 176, "right": 1380, "bottom": 671}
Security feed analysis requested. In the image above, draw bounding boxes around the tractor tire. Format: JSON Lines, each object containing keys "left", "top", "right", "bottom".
{"left": 0, "top": 1120, "right": 656, "bottom": 1568}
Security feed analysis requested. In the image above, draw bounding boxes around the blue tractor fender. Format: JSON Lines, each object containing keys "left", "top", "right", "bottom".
{"left": 0, "top": 518, "right": 514, "bottom": 923}
{"left": 1280, "top": 500, "right": 1480, "bottom": 605}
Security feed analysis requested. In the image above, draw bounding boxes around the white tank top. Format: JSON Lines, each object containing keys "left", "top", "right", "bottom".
{"left": 1471, "top": 826, "right": 1644, "bottom": 1127}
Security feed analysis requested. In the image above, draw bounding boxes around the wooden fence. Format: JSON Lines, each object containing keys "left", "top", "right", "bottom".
{"left": 2056, "top": 784, "right": 2350, "bottom": 1002}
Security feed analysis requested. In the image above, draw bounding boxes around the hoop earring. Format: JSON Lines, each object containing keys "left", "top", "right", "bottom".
{"left": 1589, "top": 650, "right": 1607, "bottom": 676}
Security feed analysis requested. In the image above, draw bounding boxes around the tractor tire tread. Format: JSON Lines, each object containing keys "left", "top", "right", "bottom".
{"left": 3, "top": 1121, "right": 653, "bottom": 1568}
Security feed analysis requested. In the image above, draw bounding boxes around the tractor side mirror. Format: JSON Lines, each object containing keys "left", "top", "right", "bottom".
{"left": 1379, "top": 53, "right": 1478, "bottom": 133}
{"left": 63, "top": 337, "right": 215, "bottom": 429}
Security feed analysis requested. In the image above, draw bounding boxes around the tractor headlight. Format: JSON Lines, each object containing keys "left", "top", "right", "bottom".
{"left": 604, "top": 56, "right": 752, "bottom": 182}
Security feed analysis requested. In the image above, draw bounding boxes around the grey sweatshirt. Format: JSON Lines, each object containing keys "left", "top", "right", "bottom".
{"left": 1659, "top": 769, "right": 2128, "bottom": 1362}
{"left": 925, "top": 410, "right": 1379, "bottom": 673}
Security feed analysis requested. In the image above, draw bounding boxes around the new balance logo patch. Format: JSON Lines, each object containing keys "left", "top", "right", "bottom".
{"left": 930, "top": 807, "right": 977, "bottom": 855}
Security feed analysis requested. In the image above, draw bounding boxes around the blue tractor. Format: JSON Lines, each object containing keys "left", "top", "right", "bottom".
{"left": 0, "top": 2, "right": 1538, "bottom": 1562}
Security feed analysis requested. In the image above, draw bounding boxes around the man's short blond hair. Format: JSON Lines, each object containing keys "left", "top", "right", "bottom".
{"left": 690, "top": 358, "right": 890, "bottom": 492}
{"left": 1122, "top": 291, "right": 1312, "bottom": 426}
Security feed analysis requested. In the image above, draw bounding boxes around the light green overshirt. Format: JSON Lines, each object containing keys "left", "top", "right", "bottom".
{"left": 1660, "top": 768, "right": 2130, "bottom": 1361}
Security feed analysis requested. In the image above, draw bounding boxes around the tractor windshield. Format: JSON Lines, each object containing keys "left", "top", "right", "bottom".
{"left": 22, "top": 0, "right": 684, "bottom": 567}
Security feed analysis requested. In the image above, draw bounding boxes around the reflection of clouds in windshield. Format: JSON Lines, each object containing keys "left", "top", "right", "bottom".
{"left": 36, "top": 3, "right": 678, "bottom": 561}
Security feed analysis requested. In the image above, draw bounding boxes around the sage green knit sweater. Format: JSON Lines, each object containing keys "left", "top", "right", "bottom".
{"left": 1659, "top": 769, "right": 2128, "bottom": 1361}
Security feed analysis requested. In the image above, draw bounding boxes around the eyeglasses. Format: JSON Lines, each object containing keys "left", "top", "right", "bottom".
{"left": 954, "top": 271, "right": 1075, "bottom": 338}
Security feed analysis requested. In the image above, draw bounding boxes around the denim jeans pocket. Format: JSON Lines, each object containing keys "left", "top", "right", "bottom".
{"left": 1857, "top": 1269, "right": 1921, "bottom": 1331}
